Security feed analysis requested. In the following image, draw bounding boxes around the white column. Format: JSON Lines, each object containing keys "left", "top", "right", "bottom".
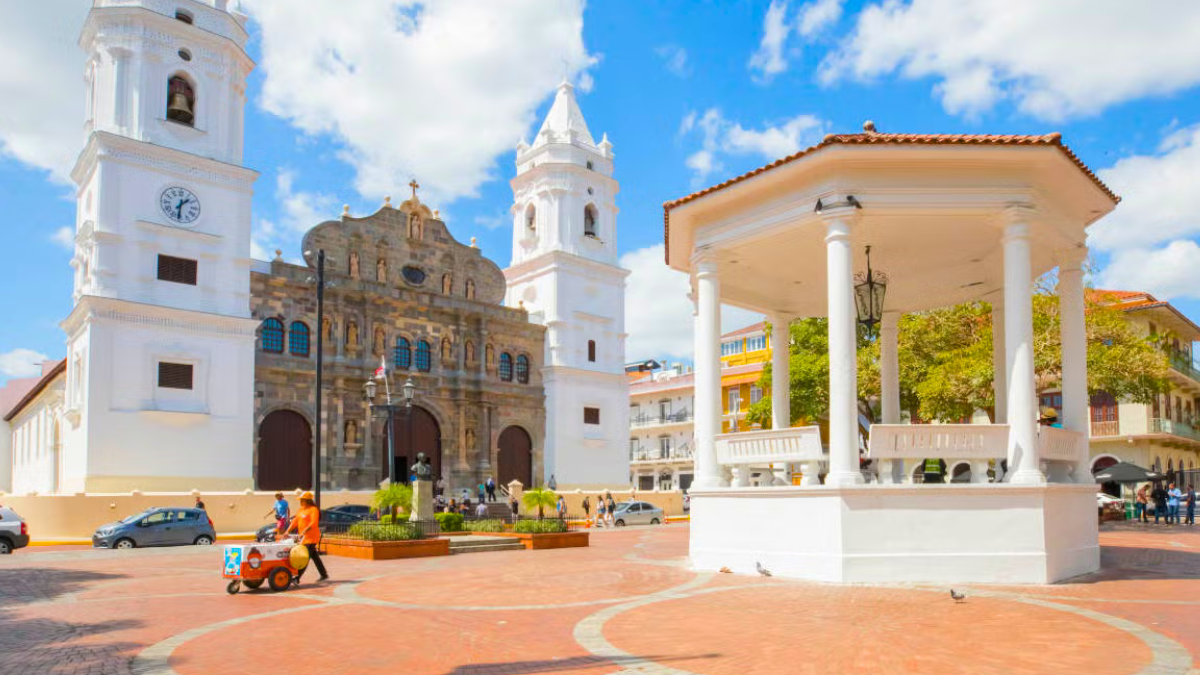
{"left": 1059, "top": 247, "right": 1090, "bottom": 483}
{"left": 991, "top": 297, "right": 1007, "bottom": 482}
{"left": 1002, "top": 209, "right": 1044, "bottom": 484}
{"left": 770, "top": 315, "right": 792, "bottom": 485}
{"left": 692, "top": 255, "right": 726, "bottom": 488}
{"left": 880, "top": 310, "right": 901, "bottom": 483}
{"left": 110, "top": 48, "right": 130, "bottom": 132}
{"left": 824, "top": 215, "right": 863, "bottom": 486}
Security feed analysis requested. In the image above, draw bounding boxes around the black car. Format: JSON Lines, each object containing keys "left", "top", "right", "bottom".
{"left": 326, "top": 504, "right": 372, "bottom": 518}
{"left": 255, "top": 509, "right": 368, "bottom": 543}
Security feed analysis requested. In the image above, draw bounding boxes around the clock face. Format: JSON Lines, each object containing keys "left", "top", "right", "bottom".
{"left": 159, "top": 186, "right": 201, "bottom": 225}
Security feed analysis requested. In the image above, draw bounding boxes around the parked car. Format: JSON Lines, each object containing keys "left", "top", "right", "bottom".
{"left": 325, "top": 504, "right": 372, "bottom": 518}
{"left": 1097, "top": 493, "right": 1124, "bottom": 508}
{"left": 92, "top": 507, "right": 216, "bottom": 549}
{"left": 0, "top": 506, "right": 30, "bottom": 554}
{"left": 254, "top": 508, "right": 368, "bottom": 543}
{"left": 611, "top": 501, "right": 664, "bottom": 527}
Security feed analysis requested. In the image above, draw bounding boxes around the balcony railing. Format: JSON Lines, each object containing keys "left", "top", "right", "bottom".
{"left": 1169, "top": 353, "right": 1200, "bottom": 383}
{"left": 1090, "top": 420, "right": 1120, "bottom": 437}
{"left": 1150, "top": 418, "right": 1200, "bottom": 443}
{"left": 629, "top": 445, "right": 694, "bottom": 462}
{"left": 630, "top": 410, "right": 694, "bottom": 428}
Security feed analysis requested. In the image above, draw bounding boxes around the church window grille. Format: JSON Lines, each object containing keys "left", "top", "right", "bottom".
{"left": 584, "top": 407, "right": 600, "bottom": 425}
{"left": 260, "top": 319, "right": 284, "bottom": 352}
{"left": 166, "top": 75, "right": 195, "bottom": 126}
{"left": 402, "top": 265, "right": 426, "bottom": 286}
{"left": 416, "top": 340, "right": 432, "bottom": 372}
{"left": 587, "top": 340, "right": 596, "bottom": 363}
{"left": 516, "top": 355, "right": 530, "bottom": 383}
{"left": 157, "top": 254, "right": 197, "bottom": 285}
{"left": 289, "top": 322, "right": 310, "bottom": 357}
{"left": 586, "top": 161, "right": 594, "bottom": 170}
{"left": 394, "top": 337, "right": 411, "bottom": 370}
{"left": 584, "top": 204, "right": 599, "bottom": 238}
{"left": 499, "top": 353, "right": 513, "bottom": 381}
{"left": 157, "top": 362, "right": 193, "bottom": 390}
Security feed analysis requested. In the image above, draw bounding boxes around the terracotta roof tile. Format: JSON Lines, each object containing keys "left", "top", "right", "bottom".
{"left": 3, "top": 359, "right": 66, "bottom": 422}
{"left": 663, "top": 131, "right": 1119, "bottom": 264}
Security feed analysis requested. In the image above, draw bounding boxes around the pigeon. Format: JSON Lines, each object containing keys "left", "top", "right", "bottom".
{"left": 719, "top": 566, "right": 732, "bottom": 574}
{"left": 950, "top": 589, "right": 966, "bottom": 603}
{"left": 756, "top": 561, "right": 772, "bottom": 577}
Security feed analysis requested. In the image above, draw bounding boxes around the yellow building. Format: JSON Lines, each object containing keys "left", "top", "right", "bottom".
{"left": 719, "top": 322, "right": 774, "bottom": 433}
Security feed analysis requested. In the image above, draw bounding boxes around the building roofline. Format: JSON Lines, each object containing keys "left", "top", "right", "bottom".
{"left": 3, "top": 359, "right": 66, "bottom": 422}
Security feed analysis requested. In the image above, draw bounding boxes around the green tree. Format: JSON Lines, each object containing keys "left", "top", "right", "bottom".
{"left": 522, "top": 487, "right": 558, "bottom": 520}
{"left": 372, "top": 483, "right": 412, "bottom": 521}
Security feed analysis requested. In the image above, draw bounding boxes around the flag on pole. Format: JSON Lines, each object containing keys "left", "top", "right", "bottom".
{"left": 374, "top": 355, "right": 386, "bottom": 380}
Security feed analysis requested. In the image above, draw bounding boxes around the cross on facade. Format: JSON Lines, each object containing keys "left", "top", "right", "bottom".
{"left": 409, "top": 179, "right": 419, "bottom": 198}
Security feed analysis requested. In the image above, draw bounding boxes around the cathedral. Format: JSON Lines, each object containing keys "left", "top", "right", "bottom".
{"left": 6, "top": 0, "right": 628, "bottom": 495}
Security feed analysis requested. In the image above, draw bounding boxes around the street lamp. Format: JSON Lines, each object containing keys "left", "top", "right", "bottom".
{"left": 304, "top": 249, "right": 335, "bottom": 507}
{"left": 853, "top": 245, "right": 888, "bottom": 335}
{"left": 364, "top": 372, "right": 418, "bottom": 485}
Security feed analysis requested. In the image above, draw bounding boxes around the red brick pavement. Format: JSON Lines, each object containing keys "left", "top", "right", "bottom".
{"left": 0, "top": 523, "right": 1196, "bottom": 675}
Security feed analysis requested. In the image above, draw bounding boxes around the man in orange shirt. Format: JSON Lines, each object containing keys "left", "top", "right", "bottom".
{"left": 282, "top": 491, "right": 328, "bottom": 582}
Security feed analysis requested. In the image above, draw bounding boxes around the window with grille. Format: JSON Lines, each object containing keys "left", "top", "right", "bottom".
{"left": 288, "top": 322, "right": 309, "bottom": 357}
{"left": 721, "top": 340, "right": 743, "bottom": 356}
{"left": 394, "top": 338, "right": 411, "bottom": 370}
{"left": 157, "top": 254, "right": 197, "bottom": 285}
{"left": 1090, "top": 391, "right": 1117, "bottom": 422}
{"left": 584, "top": 407, "right": 600, "bottom": 425}
{"left": 416, "top": 340, "right": 432, "bottom": 372}
{"left": 750, "top": 385, "right": 763, "bottom": 404}
{"left": 260, "top": 318, "right": 284, "bottom": 353}
{"left": 157, "top": 362, "right": 193, "bottom": 390}
{"left": 588, "top": 340, "right": 596, "bottom": 362}
{"left": 516, "top": 354, "right": 530, "bottom": 383}
{"left": 747, "top": 335, "right": 766, "bottom": 351}
{"left": 499, "top": 353, "right": 513, "bottom": 381}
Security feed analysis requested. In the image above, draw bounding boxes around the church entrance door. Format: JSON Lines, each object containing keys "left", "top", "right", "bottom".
{"left": 387, "top": 406, "right": 441, "bottom": 482}
{"left": 497, "top": 426, "right": 533, "bottom": 489}
{"left": 258, "top": 410, "right": 312, "bottom": 490}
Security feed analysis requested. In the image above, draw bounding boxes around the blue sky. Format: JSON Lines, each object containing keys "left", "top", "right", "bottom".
{"left": 2, "top": 0, "right": 1200, "bottom": 383}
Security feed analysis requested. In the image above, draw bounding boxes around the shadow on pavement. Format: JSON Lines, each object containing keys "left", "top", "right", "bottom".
{"left": 439, "top": 652, "right": 720, "bottom": 675}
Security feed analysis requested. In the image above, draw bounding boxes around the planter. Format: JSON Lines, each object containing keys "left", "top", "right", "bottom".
{"left": 322, "top": 537, "right": 449, "bottom": 560}
{"left": 489, "top": 530, "right": 589, "bottom": 550}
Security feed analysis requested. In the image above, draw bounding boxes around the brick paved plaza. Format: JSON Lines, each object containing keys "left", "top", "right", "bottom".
{"left": 1, "top": 524, "right": 1197, "bottom": 675}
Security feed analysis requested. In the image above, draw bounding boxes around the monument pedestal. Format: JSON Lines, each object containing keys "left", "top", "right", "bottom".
{"left": 410, "top": 480, "right": 437, "bottom": 531}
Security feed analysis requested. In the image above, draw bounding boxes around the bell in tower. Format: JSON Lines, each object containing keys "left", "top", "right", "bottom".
{"left": 167, "top": 76, "right": 195, "bottom": 126}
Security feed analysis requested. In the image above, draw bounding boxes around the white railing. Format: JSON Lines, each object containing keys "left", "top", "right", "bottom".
{"left": 1037, "top": 426, "right": 1084, "bottom": 462}
{"left": 869, "top": 424, "right": 1009, "bottom": 484}
{"left": 715, "top": 426, "right": 824, "bottom": 465}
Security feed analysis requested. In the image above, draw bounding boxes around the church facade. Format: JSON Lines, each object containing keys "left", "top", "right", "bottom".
{"left": 250, "top": 196, "right": 546, "bottom": 492}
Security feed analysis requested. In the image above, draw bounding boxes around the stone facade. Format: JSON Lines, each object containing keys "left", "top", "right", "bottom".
{"left": 250, "top": 195, "right": 546, "bottom": 492}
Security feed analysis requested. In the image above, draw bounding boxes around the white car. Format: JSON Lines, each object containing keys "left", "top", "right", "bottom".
{"left": 1097, "top": 493, "right": 1124, "bottom": 508}
{"left": 0, "top": 506, "right": 30, "bottom": 554}
{"left": 611, "top": 501, "right": 664, "bottom": 527}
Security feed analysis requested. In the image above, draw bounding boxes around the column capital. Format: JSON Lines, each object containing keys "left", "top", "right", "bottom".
{"left": 1056, "top": 245, "right": 1088, "bottom": 271}
{"left": 880, "top": 310, "right": 900, "bottom": 330}
{"left": 691, "top": 248, "right": 719, "bottom": 275}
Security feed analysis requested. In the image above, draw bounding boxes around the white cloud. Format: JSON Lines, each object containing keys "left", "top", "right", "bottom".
{"left": 0, "top": 1, "right": 90, "bottom": 180}
{"left": 622, "top": 244, "right": 763, "bottom": 362}
{"left": 245, "top": 0, "right": 596, "bottom": 205}
{"left": 50, "top": 226, "right": 74, "bottom": 251}
{"left": 680, "top": 108, "right": 826, "bottom": 185}
{"left": 251, "top": 169, "right": 338, "bottom": 261}
{"left": 0, "top": 348, "right": 50, "bottom": 379}
{"left": 1098, "top": 241, "right": 1200, "bottom": 301}
{"left": 820, "top": 0, "right": 1200, "bottom": 120}
{"left": 656, "top": 44, "right": 690, "bottom": 78}
{"left": 797, "top": 0, "right": 843, "bottom": 37}
{"left": 473, "top": 213, "right": 509, "bottom": 230}
{"left": 748, "top": 0, "right": 792, "bottom": 83}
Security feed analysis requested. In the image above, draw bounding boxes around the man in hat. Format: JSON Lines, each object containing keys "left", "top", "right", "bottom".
{"left": 1038, "top": 408, "right": 1063, "bottom": 428}
{"left": 282, "top": 491, "right": 328, "bottom": 582}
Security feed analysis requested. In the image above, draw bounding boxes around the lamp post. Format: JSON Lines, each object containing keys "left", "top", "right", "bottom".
{"left": 853, "top": 245, "right": 888, "bottom": 336}
{"left": 365, "top": 374, "right": 416, "bottom": 484}
{"left": 304, "top": 249, "right": 333, "bottom": 508}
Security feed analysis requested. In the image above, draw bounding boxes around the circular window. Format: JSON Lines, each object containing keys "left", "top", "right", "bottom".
{"left": 402, "top": 266, "right": 426, "bottom": 286}
{"left": 178, "top": 48, "right": 192, "bottom": 61}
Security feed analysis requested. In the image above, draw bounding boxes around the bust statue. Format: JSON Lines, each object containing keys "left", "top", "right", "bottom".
{"left": 413, "top": 452, "right": 432, "bottom": 481}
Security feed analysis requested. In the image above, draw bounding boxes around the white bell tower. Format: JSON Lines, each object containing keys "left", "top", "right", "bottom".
{"left": 504, "top": 81, "right": 630, "bottom": 489}
{"left": 59, "top": 0, "right": 259, "bottom": 493}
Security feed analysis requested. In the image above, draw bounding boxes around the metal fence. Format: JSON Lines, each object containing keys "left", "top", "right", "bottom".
{"left": 321, "top": 517, "right": 441, "bottom": 541}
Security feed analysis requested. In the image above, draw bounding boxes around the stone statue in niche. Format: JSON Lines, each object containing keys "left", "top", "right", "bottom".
{"left": 345, "top": 420, "right": 358, "bottom": 446}
{"left": 442, "top": 274, "right": 452, "bottom": 295}
{"left": 349, "top": 251, "right": 360, "bottom": 279}
{"left": 322, "top": 317, "right": 332, "bottom": 344}
{"left": 346, "top": 321, "right": 359, "bottom": 347}
{"left": 441, "top": 338, "right": 452, "bottom": 361}
{"left": 409, "top": 212, "right": 423, "bottom": 239}
{"left": 376, "top": 257, "right": 387, "bottom": 282}
{"left": 373, "top": 327, "right": 385, "bottom": 356}
{"left": 465, "top": 428, "right": 475, "bottom": 451}
{"left": 465, "top": 279, "right": 476, "bottom": 300}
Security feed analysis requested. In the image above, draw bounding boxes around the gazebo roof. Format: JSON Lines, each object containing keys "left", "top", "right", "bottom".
{"left": 663, "top": 128, "right": 1118, "bottom": 266}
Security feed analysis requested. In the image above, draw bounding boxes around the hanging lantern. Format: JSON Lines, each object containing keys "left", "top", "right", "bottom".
{"left": 853, "top": 245, "right": 888, "bottom": 333}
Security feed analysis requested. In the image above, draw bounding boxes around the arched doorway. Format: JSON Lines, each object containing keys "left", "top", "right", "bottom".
{"left": 1092, "top": 455, "right": 1120, "bottom": 497}
{"left": 258, "top": 410, "right": 312, "bottom": 490}
{"left": 950, "top": 462, "right": 971, "bottom": 483}
{"left": 497, "top": 426, "right": 533, "bottom": 489}
{"left": 386, "top": 406, "right": 441, "bottom": 482}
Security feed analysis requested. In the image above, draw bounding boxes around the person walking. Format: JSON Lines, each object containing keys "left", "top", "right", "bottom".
{"left": 509, "top": 495, "right": 520, "bottom": 523}
{"left": 548, "top": 474, "right": 557, "bottom": 490}
{"left": 475, "top": 500, "right": 488, "bottom": 518}
{"left": 1185, "top": 484, "right": 1196, "bottom": 525}
{"left": 1152, "top": 483, "right": 1169, "bottom": 524}
{"left": 264, "top": 492, "right": 290, "bottom": 535}
{"left": 435, "top": 476, "right": 445, "bottom": 497}
{"left": 282, "top": 491, "right": 328, "bottom": 583}
{"left": 477, "top": 482, "right": 486, "bottom": 503}
{"left": 605, "top": 492, "right": 616, "bottom": 528}
{"left": 556, "top": 494, "right": 567, "bottom": 519}
{"left": 1167, "top": 483, "right": 1183, "bottom": 524}
{"left": 486, "top": 476, "right": 497, "bottom": 502}
{"left": 596, "top": 498, "right": 606, "bottom": 529}
{"left": 1135, "top": 484, "right": 1149, "bottom": 523}
{"left": 582, "top": 496, "right": 591, "bottom": 525}
{"left": 194, "top": 495, "right": 206, "bottom": 510}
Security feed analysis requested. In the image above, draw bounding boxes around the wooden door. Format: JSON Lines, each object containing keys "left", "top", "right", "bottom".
{"left": 497, "top": 426, "right": 533, "bottom": 489}
{"left": 258, "top": 410, "right": 312, "bottom": 490}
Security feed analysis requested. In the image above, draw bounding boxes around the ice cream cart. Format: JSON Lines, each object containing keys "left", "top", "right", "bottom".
{"left": 222, "top": 540, "right": 307, "bottom": 594}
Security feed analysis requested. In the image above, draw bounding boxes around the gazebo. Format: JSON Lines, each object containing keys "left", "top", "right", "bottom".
{"left": 663, "top": 124, "right": 1119, "bottom": 584}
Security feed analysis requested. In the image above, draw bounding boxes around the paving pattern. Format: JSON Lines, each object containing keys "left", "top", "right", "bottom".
{"left": 1, "top": 523, "right": 1197, "bottom": 675}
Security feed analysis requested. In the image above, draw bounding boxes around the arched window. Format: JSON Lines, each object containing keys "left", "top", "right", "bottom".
{"left": 288, "top": 321, "right": 310, "bottom": 357}
{"left": 465, "top": 279, "right": 476, "bottom": 300}
{"left": 416, "top": 340, "right": 432, "bottom": 372}
{"left": 500, "top": 353, "right": 513, "bottom": 381}
{"left": 588, "top": 339, "right": 597, "bottom": 363}
{"left": 166, "top": 75, "right": 195, "bottom": 126}
{"left": 465, "top": 340, "right": 476, "bottom": 365}
{"left": 442, "top": 273, "right": 452, "bottom": 295}
{"left": 516, "top": 354, "right": 530, "bottom": 384}
{"left": 261, "top": 318, "right": 284, "bottom": 353}
{"left": 584, "top": 204, "right": 599, "bottom": 238}
{"left": 525, "top": 204, "right": 536, "bottom": 231}
{"left": 394, "top": 337, "right": 412, "bottom": 370}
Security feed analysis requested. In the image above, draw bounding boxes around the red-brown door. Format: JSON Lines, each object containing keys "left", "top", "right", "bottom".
{"left": 258, "top": 410, "right": 312, "bottom": 490}
{"left": 497, "top": 426, "right": 532, "bottom": 489}
{"left": 388, "top": 406, "right": 441, "bottom": 482}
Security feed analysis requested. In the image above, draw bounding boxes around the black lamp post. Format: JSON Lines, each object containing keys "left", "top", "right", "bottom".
{"left": 365, "top": 374, "right": 416, "bottom": 484}
{"left": 304, "top": 248, "right": 331, "bottom": 508}
{"left": 853, "top": 245, "right": 888, "bottom": 336}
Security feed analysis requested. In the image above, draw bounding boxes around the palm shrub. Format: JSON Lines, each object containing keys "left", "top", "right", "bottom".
{"left": 522, "top": 486, "right": 559, "bottom": 520}
{"left": 512, "top": 518, "right": 568, "bottom": 534}
{"left": 463, "top": 518, "right": 505, "bottom": 533}
{"left": 347, "top": 521, "right": 421, "bottom": 541}
{"left": 435, "top": 512, "right": 464, "bottom": 532}
{"left": 372, "top": 483, "right": 413, "bottom": 521}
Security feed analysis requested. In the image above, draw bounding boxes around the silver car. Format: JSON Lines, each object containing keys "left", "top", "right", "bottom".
{"left": 93, "top": 507, "right": 216, "bottom": 549}
{"left": 611, "top": 501, "right": 664, "bottom": 527}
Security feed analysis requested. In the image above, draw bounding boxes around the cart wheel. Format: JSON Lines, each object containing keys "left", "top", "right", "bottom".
{"left": 226, "top": 580, "right": 240, "bottom": 595}
{"left": 268, "top": 567, "right": 292, "bottom": 592}
{"left": 242, "top": 579, "right": 263, "bottom": 590}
